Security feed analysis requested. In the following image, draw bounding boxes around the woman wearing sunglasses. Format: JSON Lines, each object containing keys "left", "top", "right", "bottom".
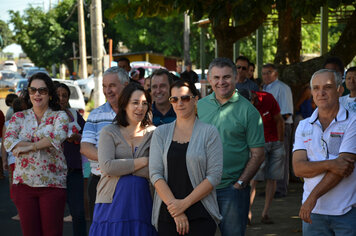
{"left": 4, "top": 72, "right": 69, "bottom": 236}
{"left": 149, "top": 80, "right": 223, "bottom": 235}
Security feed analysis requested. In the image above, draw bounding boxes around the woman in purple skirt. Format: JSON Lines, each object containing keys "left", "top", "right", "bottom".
{"left": 89, "top": 83, "right": 157, "bottom": 236}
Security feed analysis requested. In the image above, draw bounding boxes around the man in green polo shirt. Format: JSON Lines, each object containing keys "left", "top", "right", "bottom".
{"left": 197, "top": 57, "right": 265, "bottom": 236}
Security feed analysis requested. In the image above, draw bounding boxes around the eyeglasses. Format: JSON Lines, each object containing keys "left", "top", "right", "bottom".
{"left": 237, "top": 65, "right": 247, "bottom": 71}
{"left": 28, "top": 87, "right": 49, "bottom": 95}
{"left": 320, "top": 138, "right": 329, "bottom": 159}
{"left": 169, "top": 95, "right": 195, "bottom": 103}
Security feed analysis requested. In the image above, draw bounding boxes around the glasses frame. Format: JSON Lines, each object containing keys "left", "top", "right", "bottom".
{"left": 28, "top": 87, "right": 49, "bottom": 95}
{"left": 236, "top": 65, "right": 247, "bottom": 71}
{"left": 169, "top": 95, "right": 195, "bottom": 104}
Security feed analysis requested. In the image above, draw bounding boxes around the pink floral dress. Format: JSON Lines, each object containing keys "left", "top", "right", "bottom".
{"left": 4, "top": 108, "right": 69, "bottom": 188}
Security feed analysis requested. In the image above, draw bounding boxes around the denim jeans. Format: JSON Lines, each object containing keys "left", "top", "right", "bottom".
{"left": 217, "top": 184, "right": 250, "bottom": 236}
{"left": 303, "top": 207, "right": 356, "bottom": 236}
{"left": 67, "top": 169, "right": 87, "bottom": 236}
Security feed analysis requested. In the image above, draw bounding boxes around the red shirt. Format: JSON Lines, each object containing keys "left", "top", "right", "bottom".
{"left": 252, "top": 91, "right": 281, "bottom": 142}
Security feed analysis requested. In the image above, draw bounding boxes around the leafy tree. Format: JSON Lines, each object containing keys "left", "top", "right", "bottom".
{"left": 0, "top": 20, "right": 14, "bottom": 50}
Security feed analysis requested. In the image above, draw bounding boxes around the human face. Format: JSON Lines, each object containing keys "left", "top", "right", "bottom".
{"left": 103, "top": 73, "right": 125, "bottom": 108}
{"left": 125, "top": 90, "right": 149, "bottom": 125}
{"left": 151, "top": 74, "right": 170, "bottom": 106}
{"left": 311, "top": 72, "right": 340, "bottom": 110}
{"left": 170, "top": 86, "right": 197, "bottom": 119}
{"left": 144, "top": 78, "right": 151, "bottom": 91}
{"left": 345, "top": 71, "right": 356, "bottom": 92}
{"left": 118, "top": 61, "right": 131, "bottom": 72}
{"left": 208, "top": 66, "right": 236, "bottom": 104}
{"left": 262, "top": 67, "right": 278, "bottom": 85}
{"left": 56, "top": 87, "right": 69, "bottom": 109}
{"left": 236, "top": 60, "right": 249, "bottom": 81}
{"left": 29, "top": 79, "right": 50, "bottom": 111}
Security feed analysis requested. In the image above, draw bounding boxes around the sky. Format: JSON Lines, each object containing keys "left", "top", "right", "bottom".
{"left": 0, "top": 0, "right": 53, "bottom": 56}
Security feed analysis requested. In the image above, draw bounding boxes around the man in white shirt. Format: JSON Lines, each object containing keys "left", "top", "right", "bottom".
{"left": 293, "top": 69, "right": 356, "bottom": 235}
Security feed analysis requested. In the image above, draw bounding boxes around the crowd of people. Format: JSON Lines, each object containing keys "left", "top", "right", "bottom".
{"left": 0, "top": 55, "right": 356, "bottom": 236}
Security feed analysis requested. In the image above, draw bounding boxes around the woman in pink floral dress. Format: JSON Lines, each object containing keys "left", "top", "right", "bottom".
{"left": 4, "top": 72, "right": 69, "bottom": 236}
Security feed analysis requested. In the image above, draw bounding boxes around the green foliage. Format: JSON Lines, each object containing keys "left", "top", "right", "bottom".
{"left": 0, "top": 20, "right": 14, "bottom": 50}
{"left": 9, "top": 0, "right": 91, "bottom": 68}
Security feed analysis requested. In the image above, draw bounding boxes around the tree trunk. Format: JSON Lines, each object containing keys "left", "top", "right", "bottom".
{"left": 274, "top": 2, "right": 301, "bottom": 65}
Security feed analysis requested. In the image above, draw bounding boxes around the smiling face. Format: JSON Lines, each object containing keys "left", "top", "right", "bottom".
{"left": 170, "top": 86, "right": 197, "bottom": 120}
{"left": 29, "top": 79, "right": 50, "bottom": 111}
{"left": 125, "top": 90, "right": 149, "bottom": 125}
{"left": 151, "top": 74, "right": 170, "bottom": 106}
{"left": 311, "top": 72, "right": 340, "bottom": 110}
{"left": 208, "top": 66, "right": 236, "bottom": 104}
{"left": 345, "top": 71, "right": 356, "bottom": 93}
{"left": 103, "top": 73, "right": 125, "bottom": 109}
{"left": 56, "top": 87, "right": 69, "bottom": 109}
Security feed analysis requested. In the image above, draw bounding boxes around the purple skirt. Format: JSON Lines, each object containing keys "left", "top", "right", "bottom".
{"left": 89, "top": 175, "right": 157, "bottom": 236}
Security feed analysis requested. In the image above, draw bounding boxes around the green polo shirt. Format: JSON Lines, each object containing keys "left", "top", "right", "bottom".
{"left": 197, "top": 90, "right": 265, "bottom": 189}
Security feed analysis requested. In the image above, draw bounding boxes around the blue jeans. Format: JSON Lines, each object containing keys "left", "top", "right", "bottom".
{"left": 217, "top": 184, "right": 250, "bottom": 236}
{"left": 67, "top": 169, "right": 87, "bottom": 236}
{"left": 303, "top": 207, "right": 356, "bottom": 236}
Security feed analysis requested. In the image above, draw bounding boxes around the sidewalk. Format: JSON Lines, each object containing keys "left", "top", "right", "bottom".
{"left": 246, "top": 181, "right": 303, "bottom": 236}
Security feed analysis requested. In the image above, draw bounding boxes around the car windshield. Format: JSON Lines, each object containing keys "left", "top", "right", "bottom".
{"left": 18, "top": 81, "right": 28, "bottom": 89}
{"left": 1, "top": 72, "right": 23, "bottom": 80}
{"left": 69, "top": 86, "right": 79, "bottom": 99}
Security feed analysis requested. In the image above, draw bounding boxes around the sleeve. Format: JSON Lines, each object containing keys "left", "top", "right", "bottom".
{"left": 3, "top": 112, "right": 25, "bottom": 152}
{"left": 280, "top": 85, "right": 294, "bottom": 115}
{"left": 46, "top": 111, "right": 69, "bottom": 150}
{"left": 293, "top": 121, "right": 307, "bottom": 152}
{"left": 246, "top": 105, "right": 265, "bottom": 148}
{"left": 149, "top": 127, "right": 165, "bottom": 185}
{"left": 98, "top": 126, "right": 135, "bottom": 176}
{"left": 205, "top": 126, "right": 223, "bottom": 187}
{"left": 81, "top": 111, "right": 98, "bottom": 145}
{"left": 339, "top": 117, "right": 356, "bottom": 154}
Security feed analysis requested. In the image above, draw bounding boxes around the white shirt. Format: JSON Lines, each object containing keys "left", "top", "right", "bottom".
{"left": 293, "top": 106, "right": 356, "bottom": 215}
{"left": 339, "top": 94, "right": 356, "bottom": 112}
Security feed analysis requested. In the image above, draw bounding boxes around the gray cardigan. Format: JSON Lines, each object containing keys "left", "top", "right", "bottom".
{"left": 149, "top": 118, "right": 223, "bottom": 229}
{"left": 96, "top": 124, "right": 155, "bottom": 203}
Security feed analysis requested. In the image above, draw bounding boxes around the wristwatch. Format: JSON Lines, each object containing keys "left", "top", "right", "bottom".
{"left": 237, "top": 180, "right": 247, "bottom": 188}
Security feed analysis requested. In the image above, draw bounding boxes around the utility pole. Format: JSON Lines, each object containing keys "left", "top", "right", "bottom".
{"left": 90, "top": 0, "right": 105, "bottom": 107}
{"left": 78, "top": 0, "right": 88, "bottom": 79}
{"left": 183, "top": 12, "right": 190, "bottom": 68}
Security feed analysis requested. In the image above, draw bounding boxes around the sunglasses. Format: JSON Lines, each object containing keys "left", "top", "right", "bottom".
{"left": 169, "top": 95, "right": 195, "bottom": 103}
{"left": 28, "top": 87, "right": 49, "bottom": 95}
{"left": 237, "top": 65, "right": 247, "bottom": 71}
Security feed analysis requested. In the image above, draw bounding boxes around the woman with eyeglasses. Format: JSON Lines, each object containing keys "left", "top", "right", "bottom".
{"left": 149, "top": 80, "right": 223, "bottom": 235}
{"left": 89, "top": 83, "right": 157, "bottom": 236}
{"left": 3, "top": 72, "right": 69, "bottom": 236}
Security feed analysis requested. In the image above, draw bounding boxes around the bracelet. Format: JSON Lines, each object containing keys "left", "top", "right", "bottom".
{"left": 32, "top": 143, "right": 37, "bottom": 152}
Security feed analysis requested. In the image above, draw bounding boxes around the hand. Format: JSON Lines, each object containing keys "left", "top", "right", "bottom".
{"left": 167, "top": 199, "right": 189, "bottom": 218}
{"left": 13, "top": 145, "right": 33, "bottom": 157}
{"left": 299, "top": 195, "right": 317, "bottom": 224}
{"left": 233, "top": 181, "right": 244, "bottom": 189}
{"left": 138, "top": 157, "right": 148, "bottom": 167}
{"left": 173, "top": 213, "right": 189, "bottom": 235}
{"left": 329, "top": 157, "right": 355, "bottom": 177}
{"left": 69, "top": 133, "right": 81, "bottom": 142}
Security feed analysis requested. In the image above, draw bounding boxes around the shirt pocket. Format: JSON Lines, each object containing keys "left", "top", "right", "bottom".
{"left": 328, "top": 132, "right": 343, "bottom": 156}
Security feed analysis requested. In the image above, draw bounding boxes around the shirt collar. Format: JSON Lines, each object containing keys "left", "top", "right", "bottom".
{"left": 104, "top": 102, "right": 117, "bottom": 115}
{"left": 209, "top": 89, "right": 240, "bottom": 104}
{"left": 263, "top": 78, "right": 279, "bottom": 90}
{"left": 308, "top": 104, "right": 349, "bottom": 124}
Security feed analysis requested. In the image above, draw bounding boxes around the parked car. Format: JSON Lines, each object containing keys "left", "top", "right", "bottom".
{"left": 2, "top": 61, "right": 17, "bottom": 72}
{"left": 25, "top": 67, "right": 49, "bottom": 79}
{"left": 0, "top": 70, "right": 23, "bottom": 80}
{"left": 130, "top": 61, "right": 164, "bottom": 78}
{"left": 76, "top": 74, "right": 95, "bottom": 103}
{"left": 21, "top": 63, "right": 35, "bottom": 77}
{"left": 14, "top": 79, "right": 28, "bottom": 95}
{"left": 52, "top": 79, "right": 86, "bottom": 116}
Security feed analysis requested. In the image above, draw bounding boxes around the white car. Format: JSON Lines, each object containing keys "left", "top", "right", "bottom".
{"left": 53, "top": 79, "right": 86, "bottom": 116}
{"left": 2, "top": 61, "right": 17, "bottom": 72}
{"left": 76, "top": 74, "right": 95, "bottom": 102}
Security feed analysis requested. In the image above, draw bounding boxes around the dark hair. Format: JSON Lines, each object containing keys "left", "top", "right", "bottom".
{"left": 323, "top": 57, "right": 344, "bottom": 73}
{"left": 151, "top": 68, "right": 173, "bottom": 85}
{"left": 117, "top": 57, "right": 130, "bottom": 65}
{"left": 55, "top": 83, "right": 71, "bottom": 97}
{"left": 170, "top": 80, "right": 199, "bottom": 98}
{"left": 137, "top": 67, "right": 145, "bottom": 79}
{"left": 262, "top": 63, "right": 277, "bottom": 70}
{"left": 114, "top": 82, "right": 152, "bottom": 127}
{"left": 13, "top": 98, "right": 28, "bottom": 112}
{"left": 24, "top": 72, "right": 61, "bottom": 111}
{"left": 346, "top": 66, "right": 356, "bottom": 76}
{"left": 235, "top": 56, "right": 250, "bottom": 65}
{"left": 5, "top": 93, "right": 18, "bottom": 107}
{"left": 208, "top": 58, "right": 237, "bottom": 78}
{"left": 249, "top": 62, "right": 255, "bottom": 69}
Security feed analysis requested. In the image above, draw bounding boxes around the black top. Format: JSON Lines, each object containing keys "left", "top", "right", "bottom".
{"left": 159, "top": 141, "right": 210, "bottom": 222}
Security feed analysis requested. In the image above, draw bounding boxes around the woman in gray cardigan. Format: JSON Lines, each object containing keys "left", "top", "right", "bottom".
{"left": 89, "top": 83, "right": 157, "bottom": 236}
{"left": 149, "top": 80, "right": 223, "bottom": 236}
